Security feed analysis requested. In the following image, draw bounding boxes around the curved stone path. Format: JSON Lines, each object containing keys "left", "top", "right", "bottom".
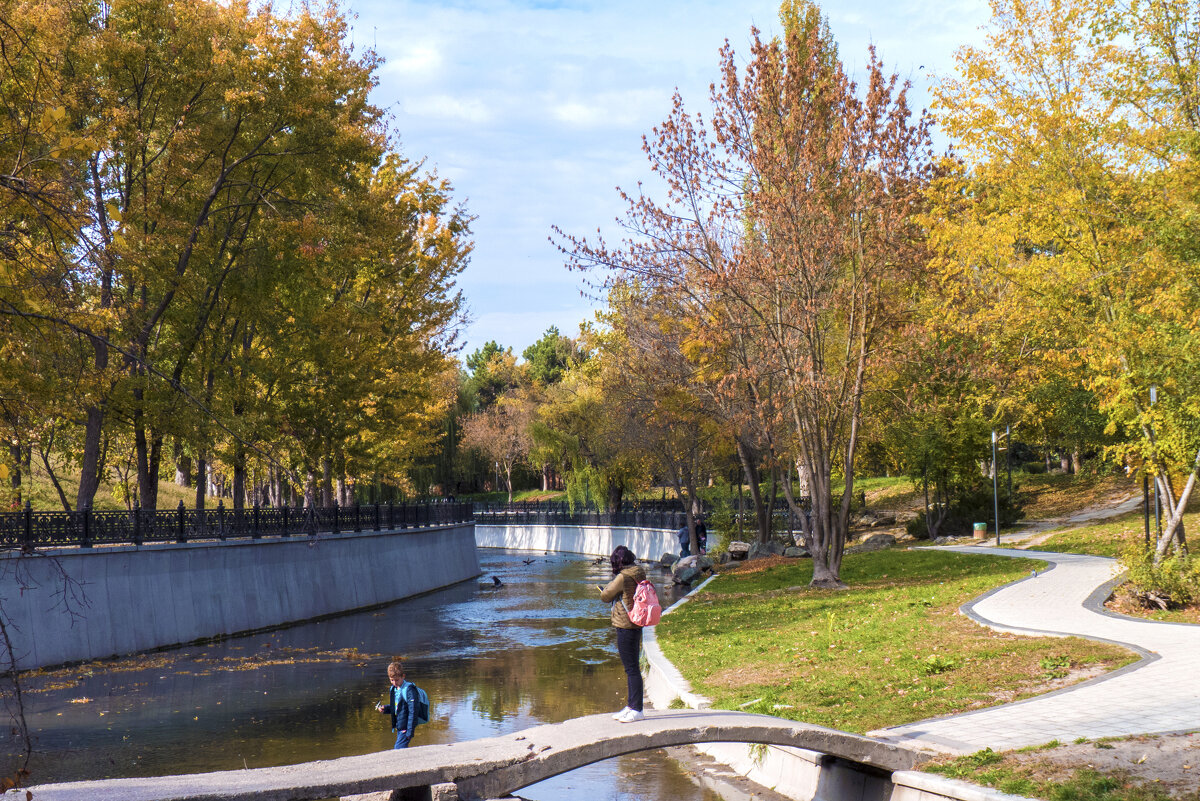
{"left": 871, "top": 546, "right": 1200, "bottom": 754}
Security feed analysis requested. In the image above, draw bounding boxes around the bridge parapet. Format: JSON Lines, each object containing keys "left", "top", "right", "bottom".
{"left": 9, "top": 710, "right": 926, "bottom": 801}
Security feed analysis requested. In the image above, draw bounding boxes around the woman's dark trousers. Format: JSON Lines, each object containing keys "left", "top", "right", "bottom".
{"left": 615, "top": 626, "right": 644, "bottom": 712}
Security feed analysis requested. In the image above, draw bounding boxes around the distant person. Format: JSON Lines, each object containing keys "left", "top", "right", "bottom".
{"left": 375, "top": 660, "right": 420, "bottom": 748}
{"left": 677, "top": 526, "right": 690, "bottom": 557}
{"left": 696, "top": 520, "right": 707, "bottom": 555}
{"left": 598, "top": 545, "right": 646, "bottom": 722}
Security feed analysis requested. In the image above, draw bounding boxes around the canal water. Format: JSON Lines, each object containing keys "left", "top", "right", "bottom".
{"left": 14, "top": 550, "right": 724, "bottom": 800}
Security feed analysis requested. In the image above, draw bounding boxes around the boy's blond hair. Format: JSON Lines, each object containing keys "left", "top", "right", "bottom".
{"left": 387, "top": 660, "right": 405, "bottom": 680}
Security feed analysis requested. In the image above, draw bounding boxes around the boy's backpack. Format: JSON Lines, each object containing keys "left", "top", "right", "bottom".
{"left": 627, "top": 579, "right": 662, "bottom": 627}
{"left": 398, "top": 682, "right": 431, "bottom": 726}
{"left": 410, "top": 683, "right": 430, "bottom": 725}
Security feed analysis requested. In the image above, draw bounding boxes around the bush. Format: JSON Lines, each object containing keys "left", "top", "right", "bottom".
{"left": 906, "top": 484, "right": 1023, "bottom": 539}
{"left": 1119, "top": 542, "right": 1200, "bottom": 609}
{"left": 1023, "top": 461, "right": 1046, "bottom": 475}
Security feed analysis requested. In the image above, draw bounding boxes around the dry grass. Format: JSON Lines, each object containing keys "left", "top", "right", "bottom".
{"left": 1018, "top": 472, "right": 1139, "bottom": 520}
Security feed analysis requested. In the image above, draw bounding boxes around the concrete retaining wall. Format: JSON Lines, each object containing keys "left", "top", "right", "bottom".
{"left": 0, "top": 524, "right": 479, "bottom": 671}
{"left": 474, "top": 523, "right": 679, "bottom": 559}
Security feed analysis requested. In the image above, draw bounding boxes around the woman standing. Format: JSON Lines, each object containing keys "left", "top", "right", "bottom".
{"left": 598, "top": 545, "right": 647, "bottom": 722}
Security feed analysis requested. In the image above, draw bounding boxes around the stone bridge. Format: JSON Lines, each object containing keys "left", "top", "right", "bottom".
{"left": 12, "top": 710, "right": 924, "bottom": 801}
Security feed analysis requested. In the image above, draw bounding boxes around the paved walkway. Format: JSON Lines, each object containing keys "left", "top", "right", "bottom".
{"left": 872, "top": 546, "right": 1200, "bottom": 754}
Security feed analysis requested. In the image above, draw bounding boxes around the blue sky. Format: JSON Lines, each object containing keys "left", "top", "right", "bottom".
{"left": 343, "top": 0, "right": 990, "bottom": 359}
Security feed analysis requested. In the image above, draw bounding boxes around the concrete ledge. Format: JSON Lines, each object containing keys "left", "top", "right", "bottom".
{"left": 0, "top": 524, "right": 480, "bottom": 670}
{"left": 890, "top": 771, "right": 1035, "bottom": 801}
{"left": 474, "top": 523, "right": 677, "bottom": 559}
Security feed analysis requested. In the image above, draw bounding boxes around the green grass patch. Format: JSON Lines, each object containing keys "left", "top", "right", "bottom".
{"left": 927, "top": 748, "right": 1194, "bottom": 801}
{"left": 1037, "top": 509, "right": 1200, "bottom": 559}
{"left": 857, "top": 476, "right": 921, "bottom": 512}
{"left": 1017, "top": 472, "right": 1137, "bottom": 521}
{"left": 656, "top": 550, "right": 1136, "bottom": 734}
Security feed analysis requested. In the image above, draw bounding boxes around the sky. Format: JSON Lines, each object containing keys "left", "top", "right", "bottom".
{"left": 342, "top": 0, "right": 992, "bottom": 360}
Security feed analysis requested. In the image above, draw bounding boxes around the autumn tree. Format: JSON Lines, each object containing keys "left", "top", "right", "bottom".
{"left": 0, "top": 0, "right": 470, "bottom": 512}
{"left": 461, "top": 386, "right": 535, "bottom": 502}
{"left": 932, "top": 0, "right": 1200, "bottom": 558}
{"left": 559, "top": 1, "right": 932, "bottom": 586}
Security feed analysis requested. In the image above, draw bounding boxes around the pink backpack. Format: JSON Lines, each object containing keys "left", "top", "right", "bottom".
{"left": 626, "top": 580, "right": 662, "bottom": 627}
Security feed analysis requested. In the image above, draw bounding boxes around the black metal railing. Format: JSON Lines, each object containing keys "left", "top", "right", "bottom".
{"left": 0, "top": 500, "right": 474, "bottom": 552}
{"left": 473, "top": 501, "right": 688, "bottom": 531}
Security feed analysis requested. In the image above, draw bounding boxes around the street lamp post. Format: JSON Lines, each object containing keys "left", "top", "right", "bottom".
{"left": 992, "top": 429, "right": 1000, "bottom": 547}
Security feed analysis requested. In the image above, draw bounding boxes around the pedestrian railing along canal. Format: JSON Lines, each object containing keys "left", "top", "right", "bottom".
{"left": 0, "top": 500, "right": 474, "bottom": 552}
{"left": 474, "top": 500, "right": 689, "bottom": 530}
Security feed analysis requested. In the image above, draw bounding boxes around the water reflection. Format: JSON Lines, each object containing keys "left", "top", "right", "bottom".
{"left": 14, "top": 551, "right": 721, "bottom": 800}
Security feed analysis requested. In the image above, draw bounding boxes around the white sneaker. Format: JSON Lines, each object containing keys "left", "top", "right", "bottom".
{"left": 618, "top": 708, "right": 644, "bottom": 723}
{"left": 612, "top": 707, "right": 632, "bottom": 720}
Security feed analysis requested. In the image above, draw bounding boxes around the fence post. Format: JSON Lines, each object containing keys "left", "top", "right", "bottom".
{"left": 374, "top": 501, "right": 381, "bottom": 531}
{"left": 218, "top": 500, "right": 226, "bottom": 541}
{"left": 387, "top": 501, "right": 394, "bottom": 529}
{"left": 177, "top": 500, "right": 187, "bottom": 543}
{"left": 354, "top": 501, "right": 361, "bottom": 533}
{"left": 282, "top": 504, "right": 290, "bottom": 537}
{"left": 253, "top": 501, "right": 261, "bottom": 539}
{"left": 21, "top": 500, "right": 33, "bottom": 554}
{"left": 132, "top": 501, "right": 142, "bottom": 546}
{"left": 332, "top": 501, "right": 340, "bottom": 534}
{"left": 81, "top": 503, "right": 92, "bottom": 548}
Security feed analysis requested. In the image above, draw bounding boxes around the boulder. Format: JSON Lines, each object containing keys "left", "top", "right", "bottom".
{"left": 847, "top": 533, "right": 897, "bottom": 554}
{"left": 674, "top": 554, "right": 713, "bottom": 574}
{"left": 727, "top": 541, "right": 750, "bottom": 561}
{"left": 783, "top": 545, "right": 810, "bottom": 558}
{"left": 748, "top": 540, "right": 786, "bottom": 559}
{"left": 659, "top": 552, "right": 679, "bottom": 569}
{"left": 674, "top": 567, "right": 703, "bottom": 586}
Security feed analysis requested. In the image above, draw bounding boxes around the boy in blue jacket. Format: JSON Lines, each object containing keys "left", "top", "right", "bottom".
{"left": 375, "top": 660, "right": 419, "bottom": 748}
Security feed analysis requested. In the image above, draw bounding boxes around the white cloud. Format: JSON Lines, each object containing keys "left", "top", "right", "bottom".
{"left": 385, "top": 43, "right": 443, "bottom": 77}
{"left": 346, "top": 0, "right": 991, "bottom": 354}
{"left": 402, "top": 93, "right": 494, "bottom": 123}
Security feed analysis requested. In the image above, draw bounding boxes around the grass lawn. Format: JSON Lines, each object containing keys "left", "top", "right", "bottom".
{"left": 655, "top": 549, "right": 1136, "bottom": 734}
{"left": 1017, "top": 472, "right": 1139, "bottom": 520}
{"left": 857, "top": 476, "right": 921, "bottom": 512}
{"left": 926, "top": 738, "right": 1200, "bottom": 801}
{"left": 12, "top": 458, "right": 196, "bottom": 512}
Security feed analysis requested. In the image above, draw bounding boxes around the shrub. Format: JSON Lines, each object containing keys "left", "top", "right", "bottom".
{"left": 907, "top": 484, "right": 1023, "bottom": 539}
{"left": 1119, "top": 542, "right": 1200, "bottom": 610}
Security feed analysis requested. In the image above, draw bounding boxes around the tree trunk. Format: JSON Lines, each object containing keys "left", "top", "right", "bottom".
{"left": 232, "top": 443, "right": 246, "bottom": 511}
{"left": 9, "top": 443, "right": 21, "bottom": 506}
{"left": 606, "top": 480, "right": 623, "bottom": 514}
{"left": 321, "top": 455, "right": 333, "bottom": 507}
{"left": 736, "top": 437, "right": 772, "bottom": 544}
{"left": 174, "top": 442, "right": 192, "bottom": 487}
{"left": 1071, "top": 450, "right": 1082, "bottom": 475}
{"left": 195, "top": 452, "right": 207, "bottom": 509}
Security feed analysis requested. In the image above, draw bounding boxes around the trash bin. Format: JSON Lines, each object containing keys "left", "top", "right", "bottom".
{"left": 973, "top": 522, "right": 988, "bottom": 540}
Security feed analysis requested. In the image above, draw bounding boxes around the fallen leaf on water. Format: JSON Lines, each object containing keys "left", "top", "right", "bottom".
{"left": 69, "top": 697, "right": 92, "bottom": 704}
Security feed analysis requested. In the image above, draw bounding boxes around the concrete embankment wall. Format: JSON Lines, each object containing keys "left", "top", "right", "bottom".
{"left": 474, "top": 523, "right": 678, "bottom": 559}
{"left": 1, "top": 524, "right": 479, "bottom": 671}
